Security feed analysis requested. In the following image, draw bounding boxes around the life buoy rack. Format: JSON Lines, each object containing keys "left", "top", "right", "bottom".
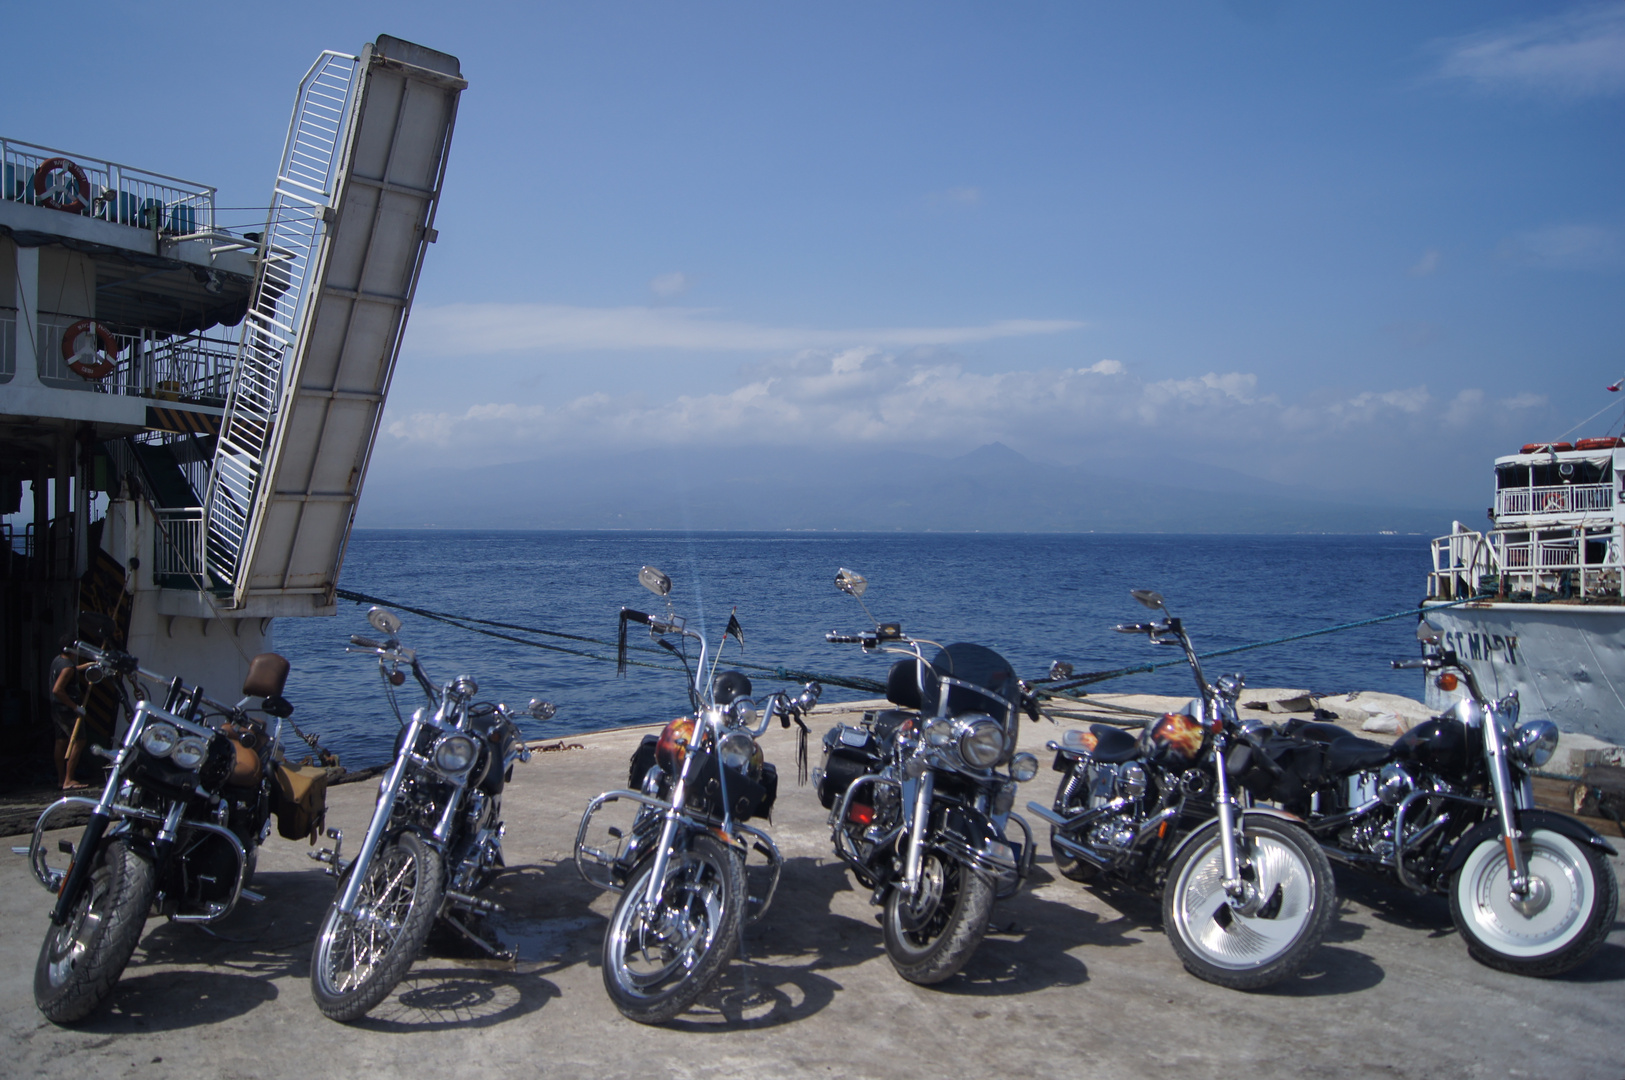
{"left": 32, "top": 157, "right": 90, "bottom": 214}
{"left": 62, "top": 319, "right": 118, "bottom": 381}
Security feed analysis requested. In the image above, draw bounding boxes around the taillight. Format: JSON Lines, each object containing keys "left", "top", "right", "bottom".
{"left": 847, "top": 802, "right": 875, "bottom": 826}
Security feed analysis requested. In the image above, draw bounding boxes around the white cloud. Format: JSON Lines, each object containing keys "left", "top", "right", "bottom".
{"left": 1437, "top": 5, "right": 1625, "bottom": 98}
{"left": 1497, "top": 224, "right": 1623, "bottom": 270}
{"left": 407, "top": 303, "right": 1085, "bottom": 354}
{"left": 927, "top": 186, "right": 982, "bottom": 208}
{"left": 649, "top": 272, "right": 690, "bottom": 298}
{"left": 1408, "top": 249, "right": 1442, "bottom": 277}
{"left": 1502, "top": 392, "right": 1548, "bottom": 409}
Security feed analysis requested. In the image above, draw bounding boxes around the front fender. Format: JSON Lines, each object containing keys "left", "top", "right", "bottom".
{"left": 1443, "top": 808, "right": 1619, "bottom": 879}
{"left": 931, "top": 802, "right": 1020, "bottom": 877}
{"left": 1163, "top": 808, "right": 1309, "bottom": 870}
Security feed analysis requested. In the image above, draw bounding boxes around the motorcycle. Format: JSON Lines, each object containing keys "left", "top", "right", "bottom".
{"left": 26, "top": 611, "right": 306, "bottom": 1024}
{"left": 1267, "top": 618, "right": 1619, "bottom": 977}
{"left": 574, "top": 565, "right": 820, "bottom": 1024}
{"left": 815, "top": 568, "right": 1039, "bottom": 985}
{"left": 1032, "top": 590, "right": 1336, "bottom": 990}
{"left": 308, "top": 606, "right": 555, "bottom": 1022}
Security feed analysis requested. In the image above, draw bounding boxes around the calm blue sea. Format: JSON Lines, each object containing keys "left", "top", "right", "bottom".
{"left": 271, "top": 531, "right": 1434, "bottom": 768}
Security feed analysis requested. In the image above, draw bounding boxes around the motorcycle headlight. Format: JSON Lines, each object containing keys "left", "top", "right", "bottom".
{"left": 1509, "top": 720, "right": 1559, "bottom": 769}
{"left": 140, "top": 722, "right": 180, "bottom": 757}
{"left": 1010, "top": 752, "right": 1039, "bottom": 783}
{"left": 924, "top": 717, "right": 954, "bottom": 750}
{"left": 433, "top": 734, "right": 478, "bottom": 774}
{"left": 170, "top": 736, "right": 208, "bottom": 770}
{"left": 958, "top": 715, "right": 1004, "bottom": 768}
{"left": 718, "top": 730, "right": 758, "bottom": 773}
{"left": 728, "top": 698, "right": 758, "bottom": 728}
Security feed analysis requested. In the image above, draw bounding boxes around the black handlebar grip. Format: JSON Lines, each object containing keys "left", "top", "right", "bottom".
{"left": 825, "top": 632, "right": 860, "bottom": 644}
{"left": 351, "top": 635, "right": 383, "bottom": 649}
{"left": 623, "top": 609, "right": 652, "bottom": 626}
{"left": 1391, "top": 659, "right": 1427, "bottom": 669}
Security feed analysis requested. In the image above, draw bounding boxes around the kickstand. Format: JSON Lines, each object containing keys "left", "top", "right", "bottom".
{"left": 442, "top": 912, "right": 516, "bottom": 962}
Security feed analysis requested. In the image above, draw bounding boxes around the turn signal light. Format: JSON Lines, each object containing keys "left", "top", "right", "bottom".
{"left": 1435, "top": 673, "right": 1459, "bottom": 692}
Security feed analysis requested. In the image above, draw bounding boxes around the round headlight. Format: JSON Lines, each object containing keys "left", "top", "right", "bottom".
{"left": 1510, "top": 719, "right": 1559, "bottom": 769}
{"left": 171, "top": 736, "right": 208, "bottom": 770}
{"left": 728, "top": 698, "right": 758, "bottom": 729}
{"left": 718, "top": 730, "right": 758, "bottom": 773}
{"left": 1010, "top": 752, "right": 1039, "bottom": 783}
{"left": 925, "top": 717, "right": 954, "bottom": 750}
{"left": 959, "top": 716, "right": 1004, "bottom": 768}
{"left": 140, "top": 722, "right": 180, "bottom": 757}
{"left": 434, "top": 734, "right": 478, "bottom": 774}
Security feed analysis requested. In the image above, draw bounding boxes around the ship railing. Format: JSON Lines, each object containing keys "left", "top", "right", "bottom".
{"left": 153, "top": 508, "right": 208, "bottom": 587}
{"left": 1495, "top": 483, "right": 1613, "bottom": 517}
{"left": 1430, "top": 523, "right": 1623, "bottom": 601}
{"left": 1, "top": 137, "right": 215, "bottom": 235}
{"left": 30, "top": 313, "right": 238, "bottom": 404}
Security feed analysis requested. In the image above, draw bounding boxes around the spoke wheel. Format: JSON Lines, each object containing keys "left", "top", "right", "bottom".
{"left": 34, "top": 839, "right": 155, "bottom": 1024}
{"left": 1450, "top": 827, "right": 1618, "bottom": 977}
{"left": 1163, "top": 816, "right": 1334, "bottom": 990}
{"left": 311, "top": 831, "right": 444, "bottom": 1022}
{"left": 882, "top": 852, "right": 995, "bottom": 985}
{"left": 602, "top": 834, "right": 744, "bottom": 1024}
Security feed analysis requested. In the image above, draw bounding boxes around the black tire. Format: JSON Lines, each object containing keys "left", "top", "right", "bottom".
{"left": 602, "top": 834, "right": 745, "bottom": 1024}
{"left": 882, "top": 851, "right": 996, "bottom": 985}
{"left": 1162, "top": 816, "right": 1334, "bottom": 990}
{"left": 34, "top": 838, "right": 155, "bottom": 1024}
{"left": 1449, "top": 827, "right": 1619, "bottom": 977}
{"left": 311, "top": 831, "right": 444, "bottom": 1022}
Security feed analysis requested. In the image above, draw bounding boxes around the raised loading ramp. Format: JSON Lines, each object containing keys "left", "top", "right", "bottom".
{"left": 205, "top": 35, "right": 463, "bottom": 611}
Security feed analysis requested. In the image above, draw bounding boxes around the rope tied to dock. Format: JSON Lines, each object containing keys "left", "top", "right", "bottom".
{"left": 333, "top": 588, "right": 1489, "bottom": 701}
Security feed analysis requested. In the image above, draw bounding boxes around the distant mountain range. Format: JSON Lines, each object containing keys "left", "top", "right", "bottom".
{"left": 355, "top": 442, "right": 1479, "bottom": 534}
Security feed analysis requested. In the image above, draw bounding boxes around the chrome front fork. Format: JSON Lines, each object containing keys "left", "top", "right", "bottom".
{"left": 335, "top": 718, "right": 419, "bottom": 915}
{"left": 1212, "top": 747, "right": 1259, "bottom": 912}
{"left": 1482, "top": 720, "right": 1542, "bottom": 913}
{"left": 902, "top": 770, "right": 934, "bottom": 897}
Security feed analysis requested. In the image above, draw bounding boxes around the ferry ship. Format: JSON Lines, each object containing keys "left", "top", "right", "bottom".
{"left": 0, "top": 37, "right": 463, "bottom": 779}
{"left": 1425, "top": 434, "right": 1625, "bottom": 745}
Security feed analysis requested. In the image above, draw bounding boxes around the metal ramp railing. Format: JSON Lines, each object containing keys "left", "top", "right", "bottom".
{"left": 204, "top": 50, "right": 363, "bottom": 597}
{"left": 204, "top": 36, "right": 464, "bottom": 611}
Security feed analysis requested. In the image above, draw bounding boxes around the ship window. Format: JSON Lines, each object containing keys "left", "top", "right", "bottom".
{"left": 1531, "top": 460, "right": 1608, "bottom": 485}
{"left": 1496, "top": 464, "right": 1529, "bottom": 488}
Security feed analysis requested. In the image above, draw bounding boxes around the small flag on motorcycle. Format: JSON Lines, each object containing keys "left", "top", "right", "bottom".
{"left": 724, "top": 609, "right": 745, "bottom": 649}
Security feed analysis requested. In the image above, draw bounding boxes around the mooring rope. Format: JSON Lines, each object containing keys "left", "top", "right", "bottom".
{"left": 333, "top": 588, "right": 1488, "bottom": 700}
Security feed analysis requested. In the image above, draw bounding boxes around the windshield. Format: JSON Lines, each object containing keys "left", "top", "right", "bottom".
{"left": 921, "top": 642, "right": 1018, "bottom": 721}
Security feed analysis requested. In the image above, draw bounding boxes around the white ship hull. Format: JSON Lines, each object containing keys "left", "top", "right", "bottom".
{"left": 1424, "top": 602, "right": 1625, "bottom": 744}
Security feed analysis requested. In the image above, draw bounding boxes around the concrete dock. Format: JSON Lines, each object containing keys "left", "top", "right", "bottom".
{"left": 2, "top": 695, "right": 1622, "bottom": 1079}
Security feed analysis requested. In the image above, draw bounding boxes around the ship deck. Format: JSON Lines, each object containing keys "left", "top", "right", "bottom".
{"left": 2, "top": 699, "right": 1621, "bottom": 1079}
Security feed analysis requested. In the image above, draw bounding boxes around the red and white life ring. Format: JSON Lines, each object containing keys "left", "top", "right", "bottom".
{"left": 1541, "top": 492, "right": 1565, "bottom": 513}
{"left": 62, "top": 319, "right": 118, "bottom": 380}
{"left": 32, "top": 157, "right": 90, "bottom": 214}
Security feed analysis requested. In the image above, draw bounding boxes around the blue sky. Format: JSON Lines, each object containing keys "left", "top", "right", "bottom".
{"left": 6, "top": 2, "right": 1623, "bottom": 503}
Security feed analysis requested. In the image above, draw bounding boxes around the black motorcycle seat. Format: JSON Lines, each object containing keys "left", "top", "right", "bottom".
{"left": 1279, "top": 719, "right": 1348, "bottom": 744}
{"left": 1325, "top": 736, "right": 1392, "bottom": 775}
{"left": 1089, "top": 724, "right": 1140, "bottom": 764}
{"left": 871, "top": 709, "right": 912, "bottom": 745}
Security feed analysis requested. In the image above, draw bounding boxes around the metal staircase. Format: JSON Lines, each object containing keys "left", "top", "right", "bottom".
{"left": 204, "top": 36, "right": 464, "bottom": 613}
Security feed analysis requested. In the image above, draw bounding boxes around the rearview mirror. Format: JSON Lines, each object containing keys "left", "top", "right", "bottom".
{"left": 639, "top": 565, "right": 672, "bottom": 597}
{"left": 1131, "top": 589, "right": 1165, "bottom": 611}
{"left": 528, "top": 698, "right": 557, "bottom": 721}
{"left": 367, "top": 606, "right": 402, "bottom": 636}
{"left": 1416, "top": 620, "right": 1443, "bottom": 645}
{"left": 835, "top": 567, "right": 867, "bottom": 597}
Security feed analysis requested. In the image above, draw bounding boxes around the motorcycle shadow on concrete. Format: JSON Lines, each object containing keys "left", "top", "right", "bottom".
{"left": 589, "top": 856, "right": 876, "bottom": 1032}
{"left": 71, "top": 866, "right": 334, "bottom": 1033}
{"left": 1029, "top": 861, "right": 1388, "bottom": 998}
{"left": 344, "top": 859, "right": 594, "bottom": 1033}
